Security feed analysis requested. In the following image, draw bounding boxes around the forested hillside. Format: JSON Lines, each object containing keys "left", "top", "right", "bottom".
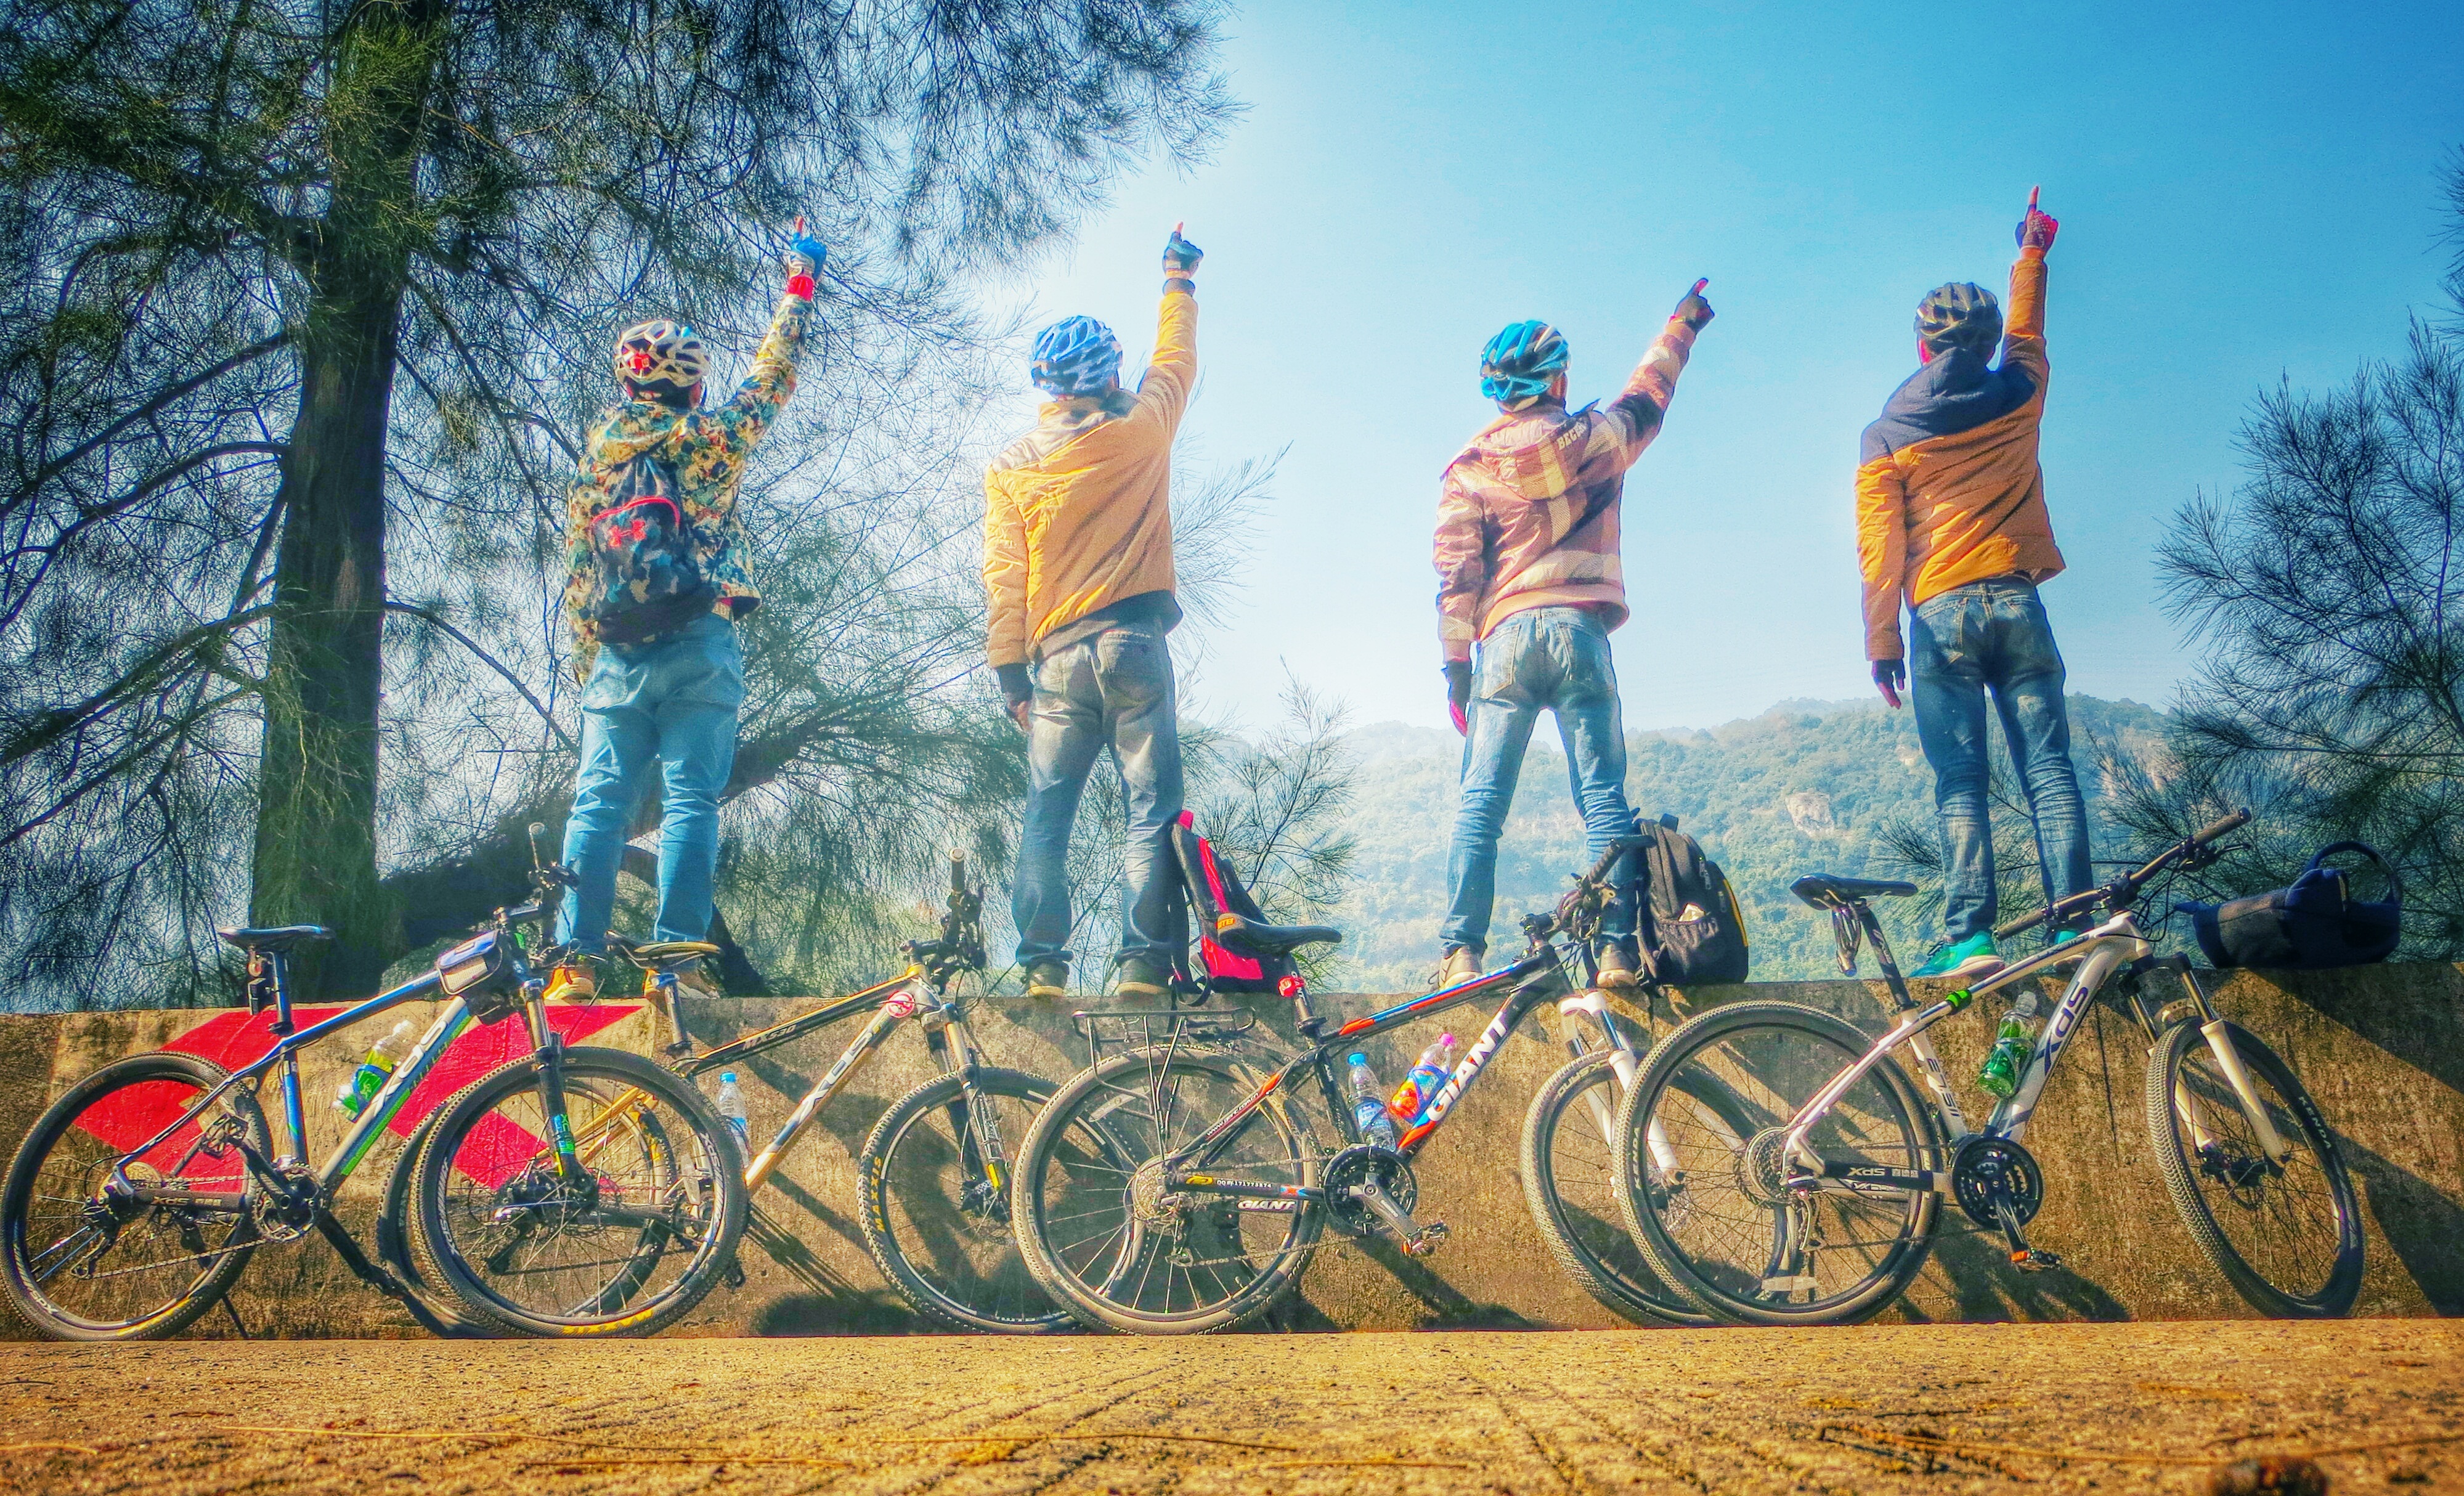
{"left": 1325, "top": 696, "right": 2171, "bottom": 991}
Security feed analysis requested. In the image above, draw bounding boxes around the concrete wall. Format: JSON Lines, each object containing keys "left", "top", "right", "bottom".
{"left": 2, "top": 962, "right": 2457, "bottom": 1338}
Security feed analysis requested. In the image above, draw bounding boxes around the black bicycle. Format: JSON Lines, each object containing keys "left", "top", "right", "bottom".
{"left": 1006, "top": 837, "right": 1674, "bottom": 1334}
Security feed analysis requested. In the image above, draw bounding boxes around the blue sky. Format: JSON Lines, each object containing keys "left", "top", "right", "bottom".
{"left": 995, "top": 0, "right": 2464, "bottom": 734}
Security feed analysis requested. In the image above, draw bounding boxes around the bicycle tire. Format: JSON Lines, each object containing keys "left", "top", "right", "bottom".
{"left": 1012, "top": 1044, "right": 1322, "bottom": 1335}
{"left": 1, "top": 1052, "right": 267, "bottom": 1341}
{"left": 1614, "top": 1001, "right": 1943, "bottom": 1326}
{"left": 2144, "top": 1019, "right": 2364, "bottom": 1318}
{"left": 375, "top": 1107, "right": 498, "bottom": 1338}
{"left": 410, "top": 1047, "right": 747, "bottom": 1338}
{"left": 856, "top": 1067, "right": 1073, "bottom": 1334}
{"left": 1521, "top": 1051, "right": 1720, "bottom": 1327}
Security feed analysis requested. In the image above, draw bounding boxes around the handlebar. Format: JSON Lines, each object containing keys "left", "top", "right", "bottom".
{"left": 1993, "top": 808, "right": 2250, "bottom": 940}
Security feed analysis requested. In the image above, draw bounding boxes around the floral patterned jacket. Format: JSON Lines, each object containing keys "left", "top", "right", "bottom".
{"left": 562, "top": 291, "right": 812, "bottom": 680}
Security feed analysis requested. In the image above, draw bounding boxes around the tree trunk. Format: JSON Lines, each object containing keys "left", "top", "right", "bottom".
{"left": 248, "top": 0, "right": 446, "bottom": 996}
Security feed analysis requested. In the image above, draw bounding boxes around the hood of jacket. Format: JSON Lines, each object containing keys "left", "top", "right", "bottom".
{"left": 1860, "top": 348, "right": 2038, "bottom": 465}
{"left": 1459, "top": 397, "right": 1609, "bottom": 500}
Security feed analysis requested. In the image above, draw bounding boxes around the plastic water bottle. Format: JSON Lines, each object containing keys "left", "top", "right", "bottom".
{"left": 333, "top": 1018, "right": 418, "bottom": 1118}
{"left": 1389, "top": 1033, "right": 1458, "bottom": 1126}
{"left": 714, "top": 1071, "right": 750, "bottom": 1147}
{"left": 1345, "top": 1054, "right": 1399, "bottom": 1149}
{"left": 1977, "top": 991, "right": 2041, "bottom": 1100}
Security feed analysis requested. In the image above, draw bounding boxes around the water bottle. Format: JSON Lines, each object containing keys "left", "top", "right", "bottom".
{"left": 1345, "top": 1054, "right": 1399, "bottom": 1149}
{"left": 1389, "top": 1033, "right": 1458, "bottom": 1126}
{"left": 333, "top": 1018, "right": 418, "bottom": 1119}
{"left": 714, "top": 1071, "right": 750, "bottom": 1147}
{"left": 1977, "top": 991, "right": 2041, "bottom": 1100}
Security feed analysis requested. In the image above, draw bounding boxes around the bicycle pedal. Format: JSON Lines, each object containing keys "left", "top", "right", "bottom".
{"left": 2010, "top": 1248, "right": 2063, "bottom": 1273}
{"left": 1403, "top": 1222, "right": 1449, "bottom": 1258}
{"left": 722, "top": 1258, "right": 747, "bottom": 1290}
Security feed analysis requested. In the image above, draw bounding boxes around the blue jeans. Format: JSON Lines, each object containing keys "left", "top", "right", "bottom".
{"left": 1907, "top": 579, "right": 2093, "bottom": 942}
{"left": 558, "top": 612, "right": 744, "bottom": 956}
{"left": 1013, "top": 625, "right": 1185, "bottom": 970}
{"left": 1442, "top": 606, "right": 1635, "bottom": 954}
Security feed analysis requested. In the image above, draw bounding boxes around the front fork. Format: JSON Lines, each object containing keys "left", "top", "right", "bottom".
{"left": 524, "top": 994, "right": 583, "bottom": 1179}
{"left": 1558, "top": 990, "right": 1674, "bottom": 1173}
{"left": 2163, "top": 961, "right": 2292, "bottom": 1165}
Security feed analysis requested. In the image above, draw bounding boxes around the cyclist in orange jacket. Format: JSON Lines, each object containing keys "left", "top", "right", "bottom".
{"left": 1856, "top": 189, "right": 2085, "bottom": 982}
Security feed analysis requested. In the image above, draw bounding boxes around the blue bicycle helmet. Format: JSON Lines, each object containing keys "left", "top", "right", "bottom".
{"left": 1479, "top": 320, "right": 1569, "bottom": 409}
{"left": 1916, "top": 282, "right": 2002, "bottom": 357}
{"left": 1030, "top": 315, "right": 1123, "bottom": 397}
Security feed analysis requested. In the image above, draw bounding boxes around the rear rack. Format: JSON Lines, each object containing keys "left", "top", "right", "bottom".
{"left": 1070, "top": 1007, "right": 1259, "bottom": 1071}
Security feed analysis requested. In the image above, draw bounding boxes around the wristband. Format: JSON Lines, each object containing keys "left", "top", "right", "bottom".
{"left": 786, "top": 273, "right": 816, "bottom": 301}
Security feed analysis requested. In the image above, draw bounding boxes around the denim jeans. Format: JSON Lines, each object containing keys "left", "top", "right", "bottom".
{"left": 1907, "top": 579, "right": 2093, "bottom": 942}
{"left": 558, "top": 612, "right": 744, "bottom": 956}
{"left": 1013, "top": 624, "right": 1185, "bottom": 971}
{"left": 1442, "top": 606, "right": 1635, "bottom": 954}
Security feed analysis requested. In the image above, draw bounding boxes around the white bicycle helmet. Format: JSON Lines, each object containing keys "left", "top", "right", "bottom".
{"left": 612, "top": 319, "right": 711, "bottom": 393}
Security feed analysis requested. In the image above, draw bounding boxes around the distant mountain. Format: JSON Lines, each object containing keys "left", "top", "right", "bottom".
{"left": 1324, "top": 695, "right": 2172, "bottom": 990}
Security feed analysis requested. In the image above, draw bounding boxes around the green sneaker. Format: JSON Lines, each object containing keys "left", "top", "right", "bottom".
{"left": 1912, "top": 932, "right": 2005, "bottom": 981}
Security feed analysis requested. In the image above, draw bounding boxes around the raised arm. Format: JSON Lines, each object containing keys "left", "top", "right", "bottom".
{"left": 2002, "top": 187, "right": 2055, "bottom": 381}
{"left": 705, "top": 219, "right": 827, "bottom": 457}
{"left": 1128, "top": 224, "right": 1201, "bottom": 433}
{"left": 1587, "top": 280, "right": 1713, "bottom": 475}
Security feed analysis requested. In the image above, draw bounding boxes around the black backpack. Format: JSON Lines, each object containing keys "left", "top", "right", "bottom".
{"left": 1168, "top": 812, "right": 1300, "bottom": 998}
{"left": 2179, "top": 841, "right": 2402, "bottom": 971}
{"left": 581, "top": 452, "right": 719, "bottom": 646}
{"left": 1629, "top": 812, "right": 1750, "bottom": 986}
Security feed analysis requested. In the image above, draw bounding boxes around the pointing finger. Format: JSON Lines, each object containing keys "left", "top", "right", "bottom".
{"left": 2027, "top": 185, "right": 2039, "bottom": 211}
{"left": 1691, "top": 278, "right": 1709, "bottom": 296}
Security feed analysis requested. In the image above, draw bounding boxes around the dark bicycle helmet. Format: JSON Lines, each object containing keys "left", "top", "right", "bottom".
{"left": 1916, "top": 282, "right": 2003, "bottom": 357}
{"left": 1030, "top": 315, "right": 1123, "bottom": 397}
{"left": 1479, "top": 320, "right": 1569, "bottom": 409}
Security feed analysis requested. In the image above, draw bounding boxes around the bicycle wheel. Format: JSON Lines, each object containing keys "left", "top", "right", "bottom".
{"left": 2145, "top": 1019, "right": 2363, "bottom": 1317}
{"left": 410, "top": 1047, "right": 747, "bottom": 1337}
{"left": 375, "top": 1108, "right": 498, "bottom": 1338}
{"left": 1614, "top": 1001, "right": 1943, "bottom": 1326}
{"left": 1521, "top": 1051, "right": 1724, "bottom": 1327}
{"left": 1012, "top": 1045, "right": 1322, "bottom": 1334}
{"left": 857, "top": 1067, "right": 1071, "bottom": 1333}
{"left": 1, "top": 1052, "right": 267, "bottom": 1341}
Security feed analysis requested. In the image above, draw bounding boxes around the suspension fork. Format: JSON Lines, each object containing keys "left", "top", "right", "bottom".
{"left": 2171, "top": 964, "right": 2291, "bottom": 1163}
{"left": 1558, "top": 989, "right": 1675, "bottom": 1171}
{"left": 524, "top": 996, "right": 583, "bottom": 1179}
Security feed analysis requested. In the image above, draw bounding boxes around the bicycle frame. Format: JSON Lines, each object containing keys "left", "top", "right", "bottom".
{"left": 577, "top": 964, "right": 1005, "bottom": 1197}
{"left": 1159, "top": 946, "right": 1577, "bottom": 1205}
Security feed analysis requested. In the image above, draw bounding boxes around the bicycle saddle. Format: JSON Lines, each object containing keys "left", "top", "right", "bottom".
{"left": 1212, "top": 913, "right": 1341, "bottom": 957}
{"left": 1790, "top": 874, "right": 1918, "bottom": 909}
{"left": 611, "top": 937, "right": 721, "bottom": 970}
{"left": 214, "top": 924, "right": 335, "bottom": 954}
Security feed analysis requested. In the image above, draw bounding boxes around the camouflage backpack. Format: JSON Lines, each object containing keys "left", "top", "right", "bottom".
{"left": 582, "top": 452, "right": 719, "bottom": 646}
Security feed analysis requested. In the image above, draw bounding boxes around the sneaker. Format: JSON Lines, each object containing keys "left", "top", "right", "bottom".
{"left": 1911, "top": 931, "right": 2005, "bottom": 982}
{"left": 1112, "top": 957, "right": 1171, "bottom": 1001}
{"left": 545, "top": 956, "right": 600, "bottom": 1003}
{"left": 1023, "top": 959, "right": 1070, "bottom": 1001}
{"left": 1595, "top": 941, "right": 1641, "bottom": 990}
{"left": 1436, "top": 946, "right": 1483, "bottom": 987}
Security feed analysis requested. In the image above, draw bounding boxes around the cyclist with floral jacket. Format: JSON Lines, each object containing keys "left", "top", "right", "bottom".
{"left": 545, "top": 221, "right": 826, "bottom": 1004}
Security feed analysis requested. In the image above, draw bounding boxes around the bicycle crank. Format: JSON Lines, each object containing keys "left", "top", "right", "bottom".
{"left": 1322, "top": 1144, "right": 1445, "bottom": 1255}
{"left": 1952, "top": 1135, "right": 2060, "bottom": 1272}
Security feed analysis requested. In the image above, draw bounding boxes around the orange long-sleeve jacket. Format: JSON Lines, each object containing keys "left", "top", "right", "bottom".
{"left": 1855, "top": 249, "right": 2064, "bottom": 661}
{"left": 983, "top": 290, "right": 1195, "bottom": 670}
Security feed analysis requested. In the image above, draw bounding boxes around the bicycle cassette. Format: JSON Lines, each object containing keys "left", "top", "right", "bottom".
{"left": 1321, "top": 1144, "right": 1417, "bottom": 1238}
{"left": 1951, "top": 1135, "right": 2044, "bottom": 1231}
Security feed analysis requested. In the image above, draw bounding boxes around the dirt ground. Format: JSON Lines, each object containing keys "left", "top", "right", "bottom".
{"left": 1, "top": 1321, "right": 2457, "bottom": 1495}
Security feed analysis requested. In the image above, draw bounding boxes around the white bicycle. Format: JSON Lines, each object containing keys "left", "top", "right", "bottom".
{"left": 1610, "top": 811, "right": 2364, "bottom": 1325}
